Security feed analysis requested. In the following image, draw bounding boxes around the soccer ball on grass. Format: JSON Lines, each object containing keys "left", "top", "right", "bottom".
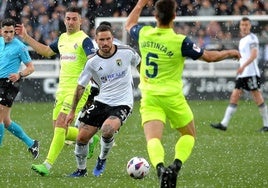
{"left": 126, "top": 157, "right": 150, "bottom": 179}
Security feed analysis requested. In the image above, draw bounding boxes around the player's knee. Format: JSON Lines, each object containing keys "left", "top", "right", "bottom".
{"left": 77, "top": 134, "right": 90, "bottom": 144}
{"left": 101, "top": 124, "right": 116, "bottom": 137}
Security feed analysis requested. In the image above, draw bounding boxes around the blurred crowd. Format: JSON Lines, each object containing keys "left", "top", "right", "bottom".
{"left": 0, "top": 0, "right": 268, "bottom": 53}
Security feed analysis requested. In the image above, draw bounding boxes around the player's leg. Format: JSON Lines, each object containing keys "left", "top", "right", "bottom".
{"left": 73, "top": 107, "right": 100, "bottom": 159}
{"left": 0, "top": 82, "right": 39, "bottom": 157}
{"left": 0, "top": 104, "right": 8, "bottom": 147}
{"left": 32, "top": 111, "right": 68, "bottom": 176}
{"left": 251, "top": 90, "right": 268, "bottom": 132}
{"left": 0, "top": 122, "right": 4, "bottom": 146}
{"left": 144, "top": 120, "right": 169, "bottom": 187}
{"left": 93, "top": 105, "right": 131, "bottom": 177}
{"left": 0, "top": 83, "right": 39, "bottom": 159}
{"left": 93, "top": 116, "right": 120, "bottom": 177}
{"left": 5, "top": 120, "right": 39, "bottom": 159}
{"left": 31, "top": 94, "right": 69, "bottom": 176}
{"left": 211, "top": 88, "right": 242, "bottom": 130}
{"left": 32, "top": 90, "right": 91, "bottom": 176}
{"left": 70, "top": 123, "right": 98, "bottom": 177}
{"left": 74, "top": 85, "right": 100, "bottom": 158}
{"left": 141, "top": 94, "right": 170, "bottom": 187}
{"left": 166, "top": 95, "right": 195, "bottom": 188}
{"left": 87, "top": 134, "right": 100, "bottom": 159}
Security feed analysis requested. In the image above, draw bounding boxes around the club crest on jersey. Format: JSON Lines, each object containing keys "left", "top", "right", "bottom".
{"left": 116, "top": 59, "right": 122, "bottom": 66}
{"left": 74, "top": 43, "right": 78, "bottom": 49}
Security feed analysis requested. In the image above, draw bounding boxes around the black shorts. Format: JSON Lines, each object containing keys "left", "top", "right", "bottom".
{"left": 235, "top": 76, "right": 261, "bottom": 91}
{"left": 0, "top": 78, "right": 20, "bottom": 107}
{"left": 78, "top": 100, "right": 132, "bottom": 128}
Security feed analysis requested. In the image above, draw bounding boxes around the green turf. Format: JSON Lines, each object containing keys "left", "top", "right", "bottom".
{"left": 0, "top": 100, "right": 267, "bottom": 188}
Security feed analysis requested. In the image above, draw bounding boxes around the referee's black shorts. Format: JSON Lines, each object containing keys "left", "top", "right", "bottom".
{"left": 0, "top": 78, "right": 20, "bottom": 107}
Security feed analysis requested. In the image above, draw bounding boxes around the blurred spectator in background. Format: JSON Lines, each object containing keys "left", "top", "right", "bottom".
{"left": 0, "top": 0, "right": 267, "bottom": 60}
{"left": 4, "top": 0, "right": 28, "bottom": 23}
{"left": 197, "top": 0, "right": 215, "bottom": 16}
{"left": 93, "top": 0, "right": 120, "bottom": 17}
{"left": 177, "top": 0, "right": 197, "bottom": 16}
{"left": 50, "top": 11, "right": 65, "bottom": 35}
{"left": 141, "top": 0, "right": 155, "bottom": 16}
{"left": 0, "top": 0, "right": 7, "bottom": 20}
{"left": 215, "top": 0, "right": 232, "bottom": 15}
{"left": 232, "top": 0, "right": 250, "bottom": 15}
{"left": 197, "top": 0, "right": 215, "bottom": 27}
{"left": 37, "top": 14, "right": 51, "bottom": 42}
{"left": 117, "top": 0, "right": 137, "bottom": 16}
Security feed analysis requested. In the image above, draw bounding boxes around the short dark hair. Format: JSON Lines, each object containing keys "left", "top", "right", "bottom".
{"left": 99, "top": 21, "right": 112, "bottom": 28}
{"left": 155, "top": 0, "right": 177, "bottom": 25}
{"left": 241, "top": 17, "right": 250, "bottom": 22}
{"left": 96, "top": 24, "right": 113, "bottom": 36}
{"left": 1, "top": 18, "right": 15, "bottom": 28}
{"left": 66, "top": 7, "right": 81, "bottom": 15}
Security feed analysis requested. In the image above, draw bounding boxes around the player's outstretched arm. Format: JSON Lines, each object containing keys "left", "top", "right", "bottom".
{"left": 200, "top": 49, "right": 241, "bottom": 63}
{"left": 125, "top": 0, "right": 150, "bottom": 32}
{"left": 15, "top": 24, "right": 55, "bottom": 57}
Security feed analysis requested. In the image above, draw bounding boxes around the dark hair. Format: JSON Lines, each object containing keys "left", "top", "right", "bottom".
{"left": 96, "top": 24, "right": 113, "bottom": 35}
{"left": 155, "top": 0, "right": 177, "bottom": 25}
{"left": 99, "top": 21, "right": 112, "bottom": 28}
{"left": 66, "top": 7, "right": 81, "bottom": 15}
{"left": 1, "top": 18, "right": 15, "bottom": 28}
{"left": 241, "top": 17, "right": 250, "bottom": 22}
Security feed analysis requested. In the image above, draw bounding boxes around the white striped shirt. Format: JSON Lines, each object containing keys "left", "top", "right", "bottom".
{"left": 78, "top": 45, "right": 140, "bottom": 107}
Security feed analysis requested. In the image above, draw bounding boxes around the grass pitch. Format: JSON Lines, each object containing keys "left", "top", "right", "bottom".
{"left": 0, "top": 100, "right": 267, "bottom": 188}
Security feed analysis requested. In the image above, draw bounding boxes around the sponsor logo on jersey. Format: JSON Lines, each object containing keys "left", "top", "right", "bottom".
{"left": 116, "top": 59, "right": 122, "bottom": 66}
{"left": 60, "top": 53, "right": 77, "bottom": 61}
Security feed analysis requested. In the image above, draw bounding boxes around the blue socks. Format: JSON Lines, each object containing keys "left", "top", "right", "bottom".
{"left": 0, "top": 123, "right": 4, "bottom": 146}
{"left": 6, "top": 121, "right": 34, "bottom": 148}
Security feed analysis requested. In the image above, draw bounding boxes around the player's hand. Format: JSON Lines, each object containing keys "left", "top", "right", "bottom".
{"left": 237, "top": 66, "right": 245, "bottom": 75}
{"left": 137, "top": 0, "right": 150, "bottom": 7}
{"left": 8, "top": 73, "right": 20, "bottom": 82}
{"left": 65, "top": 111, "right": 75, "bottom": 126}
{"left": 230, "top": 50, "right": 241, "bottom": 60}
{"left": 15, "top": 24, "right": 27, "bottom": 40}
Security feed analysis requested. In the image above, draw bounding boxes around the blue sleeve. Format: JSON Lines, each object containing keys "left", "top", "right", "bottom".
{"left": 129, "top": 25, "right": 143, "bottom": 41}
{"left": 181, "top": 37, "right": 204, "bottom": 60}
{"left": 49, "top": 38, "right": 59, "bottom": 54}
{"left": 82, "top": 37, "right": 95, "bottom": 56}
{"left": 21, "top": 45, "right": 32, "bottom": 64}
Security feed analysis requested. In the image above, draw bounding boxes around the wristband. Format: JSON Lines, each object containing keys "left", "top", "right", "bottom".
{"left": 19, "top": 72, "right": 24, "bottom": 79}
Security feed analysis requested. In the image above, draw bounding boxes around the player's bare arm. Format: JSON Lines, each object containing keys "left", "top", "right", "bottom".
{"left": 200, "top": 49, "right": 241, "bottom": 63}
{"left": 15, "top": 24, "right": 55, "bottom": 57}
{"left": 8, "top": 62, "right": 34, "bottom": 82}
{"left": 66, "top": 85, "right": 85, "bottom": 125}
{"left": 125, "top": 0, "right": 149, "bottom": 32}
